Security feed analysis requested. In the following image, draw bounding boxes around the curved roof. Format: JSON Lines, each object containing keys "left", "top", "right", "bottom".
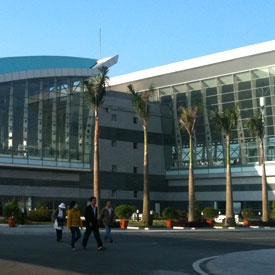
{"left": 0, "top": 56, "right": 97, "bottom": 74}
{"left": 0, "top": 55, "right": 118, "bottom": 83}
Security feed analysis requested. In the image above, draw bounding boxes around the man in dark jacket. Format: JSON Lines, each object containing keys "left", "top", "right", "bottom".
{"left": 82, "top": 196, "right": 104, "bottom": 250}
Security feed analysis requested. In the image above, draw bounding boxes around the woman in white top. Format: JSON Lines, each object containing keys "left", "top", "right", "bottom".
{"left": 53, "top": 203, "right": 66, "bottom": 242}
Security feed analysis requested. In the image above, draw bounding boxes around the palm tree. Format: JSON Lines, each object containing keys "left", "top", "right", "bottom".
{"left": 128, "top": 84, "right": 153, "bottom": 227}
{"left": 84, "top": 66, "right": 109, "bottom": 213}
{"left": 211, "top": 106, "right": 239, "bottom": 226}
{"left": 246, "top": 110, "right": 269, "bottom": 223}
{"left": 178, "top": 106, "right": 198, "bottom": 223}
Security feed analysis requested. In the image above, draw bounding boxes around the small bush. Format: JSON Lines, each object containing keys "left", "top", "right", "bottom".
{"left": 28, "top": 205, "right": 53, "bottom": 222}
{"left": 4, "top": 198, "right": 20, "bottom": 218}
{"left": 202, "top": 207, "right": 218, "bottom": 219}
{"left": 241, "top": 208, "right": 255, "bottom": 220}
{"left": 270, "top": 200, "right": 275, "bottom": 220}
{"left": 152, "top": 212, "right": 161, "bottom": 220}
{"left": 177, "top": 209, "right": 187, "bottom": 219}
{"left": 162, "top": 207, "right": 178, "bottom": 220}
{"left": 115, "top": 205, "right": 135, "bottom": 219}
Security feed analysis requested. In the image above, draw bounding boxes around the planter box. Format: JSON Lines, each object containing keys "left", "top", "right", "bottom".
{"left": 120, "top": 220, "right": 129, "bottom": 229}
{"left": 166, "top": 220, "right": 173, "bottom": 228}
{"left": 8, "top": 217, "right": 16, "bottom": 227}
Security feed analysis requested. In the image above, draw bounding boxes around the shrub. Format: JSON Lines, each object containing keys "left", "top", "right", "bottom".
{"left": 202, "top": 207, "right": 219, "bottom": 219}
{"left": 115, "top": 205, "right": 135, "bottom": 219}
{"left": 28, "top": 205, "right": 53, "bottom": 222}
{"left": 4, "top": 198, "right": 20, "bottom": 218}
{"left": 152, "top": 211, "right": 161, "bottom": 220}
{"left": 177, "top": 209, "right": 187, "bottom": 219}
{"left": 162, "top": 207, "right": 178, "bottom": 220}
{"left": 270, "top": 200, "right": 275, "bottom": 220}
{"left": 241, "top": 208, "right": 255, "bottom": 220}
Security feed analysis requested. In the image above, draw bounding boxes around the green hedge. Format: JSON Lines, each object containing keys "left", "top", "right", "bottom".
{"left": 241, "top": 208, "right": 255, "bottom": 220}
{"left": 162, "top": 207, "right": 179, "bottom": 220}
{"left": 202, "top": 207, "right": 218, "bottom": 219}
{"left": 28, "top": 206, "right": 53, "bottom": 222}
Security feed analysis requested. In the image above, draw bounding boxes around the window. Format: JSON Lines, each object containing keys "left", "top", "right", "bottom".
{"left": 133, "top": 117, "right": 138, "bottom": 124}
{"left": 133, "top": 166, "right": 138, "bottom": 174}
{"left": 111, "top": 114, "right": 117, "bottom": 121}
{"left": 111, "top": 140, "right": 117, "bottom": 147}
{"left": 133, "top": 142, "right": 138, "bottom": 149}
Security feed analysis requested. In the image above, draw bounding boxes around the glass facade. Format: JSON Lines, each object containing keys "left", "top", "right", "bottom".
{"left": 0, "top": 77, "right": 93, "bottom": 169}
{"left": 160, "top": 65, "right": 275, "bottom": 170}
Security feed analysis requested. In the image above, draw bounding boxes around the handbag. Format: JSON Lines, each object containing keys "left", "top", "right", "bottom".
{"left": 57, "top": 218, "right": 65, "bottom": 227}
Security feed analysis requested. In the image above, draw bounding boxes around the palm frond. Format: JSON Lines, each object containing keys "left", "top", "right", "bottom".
{"left": 211, "top": 106, "right": 239, "bottom": 135}
{"left": 178, "top": 106, "right": 198, "bottom": 135}
{"left": 128, "top": 84, "right": 154, "bottom": 121}
{"left": 246, "top": 110, "right": 264, "bottom": 139}
{"left": 84, "top": 66, "right": 109, "bottom": 110}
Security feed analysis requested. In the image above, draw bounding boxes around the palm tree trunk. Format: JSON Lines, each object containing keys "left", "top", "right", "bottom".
{"left": 93, "top": 109, "right": 100, "bottom": 215}
{"left": 260, "top": 139, "right": 269, "bottom": 223}
{"left": 188, "top": 134, "right": 195, "bottom": 222}
{"left": 142, "top": 122, "right": 150, "bottom": 227}
{"left": 225, "top": 134, "right": 235, "bottom": 226}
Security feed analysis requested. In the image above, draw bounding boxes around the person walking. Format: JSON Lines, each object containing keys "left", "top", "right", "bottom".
{"left": 67, "top": 200, "right": 82, "bottom": 250}
{"left": 100, "top": 201, "right": 116, "bottom": 243}
{"left": 82, "top": 196, "right": 104, "bottom": 251}
{"left": 53, "top": 203, "right": 66, "bottom": 242}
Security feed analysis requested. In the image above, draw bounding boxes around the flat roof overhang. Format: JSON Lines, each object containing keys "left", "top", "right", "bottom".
{"left": 109, "top": 40, "right": 275, "bottom": 92}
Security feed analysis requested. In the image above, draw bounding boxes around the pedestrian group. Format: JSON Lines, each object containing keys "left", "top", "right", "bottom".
{"left": 53, "top": 197, "right": 116, "bottom": 251}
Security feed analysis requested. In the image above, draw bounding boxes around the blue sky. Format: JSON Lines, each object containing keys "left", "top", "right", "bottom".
{"left": 1, "top": 0, "right": 275, "bottom": 77}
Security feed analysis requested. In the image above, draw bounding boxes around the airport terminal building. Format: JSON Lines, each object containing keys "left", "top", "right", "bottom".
{"left": 1, "top": 41, "right": 275, "bottom": 214}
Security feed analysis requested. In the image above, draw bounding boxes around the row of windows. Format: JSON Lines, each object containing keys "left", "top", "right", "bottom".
{"left": 111, "top": 190, "right": 139, "bottom": 198}
{"left": 111, "top": 140, "right": 138, "bottom": 149}
{"left": 159, "top": 65, "right": 275, "bottom": 170}
{"left": 112, "top": 164, "right": 138, "bottom": 174}
{"left": 108, "top": 111, "right": 138, "bottom": 124}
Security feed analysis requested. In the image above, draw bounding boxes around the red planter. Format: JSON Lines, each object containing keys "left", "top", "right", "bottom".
{"left": 8, "top": 217, "right": 16, "bottom": 227}
{"left": 120, "top": 220, "right": 129, "bottom": 229}
{"left": 206, "top": 219, "right": 215, "bottom": 227}
{"left": 166, "top": 220, "right": 173, "bottom": 228}
{"left": 243, "top": 220, "right": 250, "bottom": 226}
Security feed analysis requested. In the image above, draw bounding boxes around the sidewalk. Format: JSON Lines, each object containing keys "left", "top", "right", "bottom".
{"left": 197, "top": 249, "right": 275, "bottom": 275}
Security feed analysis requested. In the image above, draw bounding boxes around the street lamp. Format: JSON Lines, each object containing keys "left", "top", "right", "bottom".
{"left": 136, "top": 209, "right": 139, "bottom": 222}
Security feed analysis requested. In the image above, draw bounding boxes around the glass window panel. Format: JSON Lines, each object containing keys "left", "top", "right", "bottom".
{"left": 222, "top": 84, "right": 234, "bottom": 108}
{"left": 13, "top": 81, "right": 25, "bottom": 155}
{"left": 235, "top": 71, "right": 251, "bottom": 82}
{"left": 0, "top": 82, "right": 10, "bottom": 155}
{"left": 218, "top": 75, "right": 233, "bottom": 85}
{"left": 174, "top": 84, "right": 187, "bottom": 93}
{"left": 187, "top": 81, "right": 200, "bottom": 91}
{"left": 159, "top": 87, "right": 172, "bottom": 96}
{"left": 203, "top": 78, "right": 216, "bottom": 88}
{"left": 252, "top": 68, "right": 269, "bottom": 79}
{"left": 176, "top": 92, "right": 187, "bottom": 107}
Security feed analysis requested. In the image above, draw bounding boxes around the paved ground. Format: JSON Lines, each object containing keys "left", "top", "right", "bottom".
{"left": 1, "top": 224, "right": 275, "bottom": 274}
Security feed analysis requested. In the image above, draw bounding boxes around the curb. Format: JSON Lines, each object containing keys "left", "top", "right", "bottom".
{"left": 192, "top": 256, "right": 218, "bottom": 275}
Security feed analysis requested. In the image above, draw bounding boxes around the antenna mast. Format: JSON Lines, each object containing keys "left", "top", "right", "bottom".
{"left": 99, "top": 28, "right": 102, "bottom": 58}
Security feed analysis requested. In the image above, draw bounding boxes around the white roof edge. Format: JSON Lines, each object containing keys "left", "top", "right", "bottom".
{"left": 95, "top": 55, "right": 119, "bottom": 69}
{"left": 109, "top": 40, "right": 275, "bottom": 86}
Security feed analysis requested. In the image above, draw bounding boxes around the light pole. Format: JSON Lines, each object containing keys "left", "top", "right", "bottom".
{"left": 136, "top": 209, "right": 139, "bottom": 222}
